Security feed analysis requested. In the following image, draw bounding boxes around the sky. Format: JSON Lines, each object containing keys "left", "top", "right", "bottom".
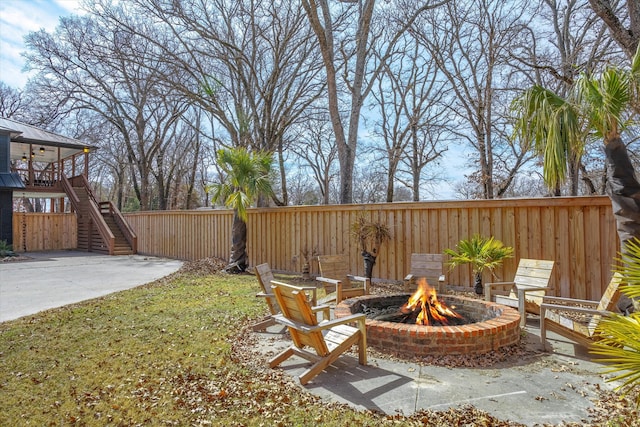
{"left": 0, "top": 0, "right": 82, "bottom": 89}
{"left": 0, "top": 0, "right": 465, "bottom": 200}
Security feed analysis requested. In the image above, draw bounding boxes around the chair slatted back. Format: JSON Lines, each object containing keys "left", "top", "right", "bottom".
{"left": 588, "top": 272, "right": 624, "bottom": 334}
{"left": 271, "top": 281, "right": 329, "bottom": 356}
{"left": 255, "top": 263, "right": 278, "bottom": 315}
{"left": 512, "top": 258, "right": 555, "bottom": 302}
{"left": 513, "top": 259, "right": 555, "bottom": 288}
{"left": 409, "top": 253, "right": 444, "bottom": 288}
{"left": 318, "top": 255, "right": 352, "bottom": 287}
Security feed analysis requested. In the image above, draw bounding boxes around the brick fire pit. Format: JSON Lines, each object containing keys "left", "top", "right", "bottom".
{"left": 335, "top": 294, "right": 521, "bottom": 357}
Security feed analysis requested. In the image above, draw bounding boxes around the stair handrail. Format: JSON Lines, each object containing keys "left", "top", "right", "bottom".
{"left": 99, "top": 201, "right": 137, "bottom": 254}
{"left": 70, "top": 174, "right": 115, "bottom": 254}
{"left": 60, "top": 173, "right": 81, "bottom": 211}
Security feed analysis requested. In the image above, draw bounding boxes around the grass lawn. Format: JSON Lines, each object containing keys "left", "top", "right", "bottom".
{"left": 0, "top": 264, "right": 636, "bottom": 426}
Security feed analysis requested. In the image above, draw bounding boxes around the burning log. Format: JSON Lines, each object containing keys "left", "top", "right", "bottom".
{"left": 402, "top": 278, "right": 463, "bottom": 325}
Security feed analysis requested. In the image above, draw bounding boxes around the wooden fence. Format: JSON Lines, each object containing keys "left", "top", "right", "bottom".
{"left": 12, "top": 212, "right": 77, "bottom": 252}
{"left": 123, "top": 196, "right": 620, "bottom": 301}
{"left": 11, "top": 197, "right": 619, "bottom": 301}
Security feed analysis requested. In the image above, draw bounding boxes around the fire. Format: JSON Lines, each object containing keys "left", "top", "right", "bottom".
{"left": 402, "top": 278, "right": 462, "bottom": 325}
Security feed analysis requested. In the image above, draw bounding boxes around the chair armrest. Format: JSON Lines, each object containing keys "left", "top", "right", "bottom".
{"left": 316, "top": 276, "right": 340, "bottom": 285}
{"left": 256, "top": 292, "right": 274, "bottom": 298}
{"left": 272, "top": 315, "right": 314, "bottom": 332}
{"left": 540, "top": 303, "right": 609, "bottom": 316}
{"left": 542, "top": 296, "right": 598, "bottom": 307}
{"left": 260, "top": 288, "right": 317, "bottom": 305}
{"left": 272, "top": 313, "right": 366, "bottom": 333}
{"left": 484, "top": 281, "right": 515, "bottom": 301}
{"left": 486, "top": 281, "right": 516, "bottom": 287}
{"left": 516, "top": 284, "right": 552, "bottom": 295}
{"left": 348, "top": 274, "right": 369, "bottom": 283}
{"left": 299, "top": 286, "right": 318, "bottom": 305}
{"left": 316, "top": 313, "right": 366, "bottom": 331}
{"left": 311, "top": 304, "right": 331, "bottom": 320}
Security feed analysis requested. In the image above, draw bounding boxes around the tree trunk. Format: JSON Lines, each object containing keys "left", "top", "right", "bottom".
{"left": 226, "top": 211, "right": 248, "bottom": 273}
{"left": 604, "top": 137, "right": 640, "bottom": 247}
{"left": 588, "top": 0, "right": 640, "bottom": 59}
{"left": 604, "top": 136, "right": 640, "bottom": 313}
{"left": 474, "top": 272, "right": 483, "bottom": 295}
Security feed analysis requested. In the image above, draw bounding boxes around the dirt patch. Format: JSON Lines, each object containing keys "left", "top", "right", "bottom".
{"left": 176, "top": 257, "right": 227, "bottom": 276}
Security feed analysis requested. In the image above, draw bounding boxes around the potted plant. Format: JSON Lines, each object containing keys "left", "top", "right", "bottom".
{"left": 300, "top": 247, "right": 318, "bottom": 280}
{"left": 444, "top": 234, "right": 514, "bottom": 295}
{"left": 350, "top": 214, "right": 392, "bottom": 279}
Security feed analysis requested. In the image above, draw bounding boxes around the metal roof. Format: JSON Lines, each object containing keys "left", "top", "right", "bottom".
{"left": 0, "top": 117, "right": 89, "bottom": 148}
{"left": 0, "top": 117, "right": 97, "bottom": 163}
{"left": 0, "top": 172, "right": 26, "bottom": 190}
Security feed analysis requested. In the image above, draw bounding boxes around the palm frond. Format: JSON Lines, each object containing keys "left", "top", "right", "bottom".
{"left": 350, "top": 214, "right": 392, "bottom": 256}
{"left": 445, "top": 234, "right": 513, "bottom": 275}
{"left": 211, "top": 147, "right": 274, "bottom": 222}
{"left": 591, "top": 312, "right": 640, "bottom": 399}
{"left": 511, "top": 85, "right": 582, "bottom": 189}
{"left": 614, "top": 237, "right": 640, "bottom": 300}
{"left": 577, "top": 67, "right": 630, "bottom": 139}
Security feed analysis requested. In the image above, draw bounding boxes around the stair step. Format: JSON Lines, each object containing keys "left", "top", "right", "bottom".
{"left": 67, "top": 179, "right": 136, "bottom": 256}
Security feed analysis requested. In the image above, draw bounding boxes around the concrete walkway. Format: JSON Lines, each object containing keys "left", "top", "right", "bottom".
{"left": 0, "top": 251, "right": 183, "bottom": 322}
{"left": 253, "top": 317, "right": 625, "bottom": 426}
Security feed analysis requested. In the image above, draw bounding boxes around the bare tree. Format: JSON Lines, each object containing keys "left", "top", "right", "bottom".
{"left": 0, "top": 82, "right": 25, "bottom": 119}
{"left": 511, "top": 0, "right": 616, "bottom": 196}
{"left": 588, "top": 0, "right": 640, "bottom": 59}
{"left": 352, "top": 159, "right": 388, "bottom": 204}
{"left": 370, "top": 33, "right": 448, "bottom": 201}
{"left": 301, "top": 0, "right": 447, "bottom": 204}
{"left": 289, "top": 111, "right": 339, "bottom": 205}
{"left": 413, "top": 0, "right": 536, "bottom": 199}
{"left": 98, "top": 0, "right": 326, "bottom": 207}
{"left": 24, "top": 12, "right": 193, "bottom": 210}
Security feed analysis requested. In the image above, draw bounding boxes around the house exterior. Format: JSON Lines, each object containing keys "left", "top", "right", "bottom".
{"left": 0, "top": 117, "right": 135, "bottom": 254}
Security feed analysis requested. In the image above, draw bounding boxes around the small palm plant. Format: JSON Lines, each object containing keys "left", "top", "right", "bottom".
{"left": 444, "top": 234, "right": 514, "bottom": 295}
{"left": 590, "top": 238, "right": 640, "bottom": 404}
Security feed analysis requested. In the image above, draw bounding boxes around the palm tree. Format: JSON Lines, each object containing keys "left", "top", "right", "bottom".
{"left": 209, "top": 147, "right": 274, "bottom": 273}
{"left": 513, "top": 45, "right": 640, "bottom": 394}
{"left": 512, "top": 44, "right": 640, "bottom": 249}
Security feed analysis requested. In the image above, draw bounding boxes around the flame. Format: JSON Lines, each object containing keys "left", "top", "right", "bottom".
{"left": 402, "top": 278, "right": 462, "bottom": 325}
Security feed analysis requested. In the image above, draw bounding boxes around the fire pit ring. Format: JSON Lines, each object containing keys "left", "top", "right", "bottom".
{"left": 335, "top": 293, "right": 521, "bottom": 357}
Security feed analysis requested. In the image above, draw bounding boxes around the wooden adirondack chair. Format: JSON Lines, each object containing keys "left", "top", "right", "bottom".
{"left": 252, "top": 263, "right": 319, "bottom": 331}
{"left": 539, "top": 273, "right": 624, "bottom": 351}
{"left": 269, "top": 280, "right": 367, "bottom": 385}
{"left": 484, "top": 258, "right": 555, "bottom": 328}
{"left": 403, "top": 253, "right": 446, "bottom": 293}
{"left": 316, "top": 255, "right": 370, "bottom": 304}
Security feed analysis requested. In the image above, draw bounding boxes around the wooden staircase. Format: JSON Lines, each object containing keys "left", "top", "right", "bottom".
{"left": 62, "top": 174, "right": 136, "bottom": 255}
{"left": 101, "top": 213, "right": 134, "bottom": 255}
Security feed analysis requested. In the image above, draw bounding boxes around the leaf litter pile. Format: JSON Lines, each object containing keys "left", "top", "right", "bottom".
{"left": 0, "top": 256, "right": 637, "bottom": 426}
